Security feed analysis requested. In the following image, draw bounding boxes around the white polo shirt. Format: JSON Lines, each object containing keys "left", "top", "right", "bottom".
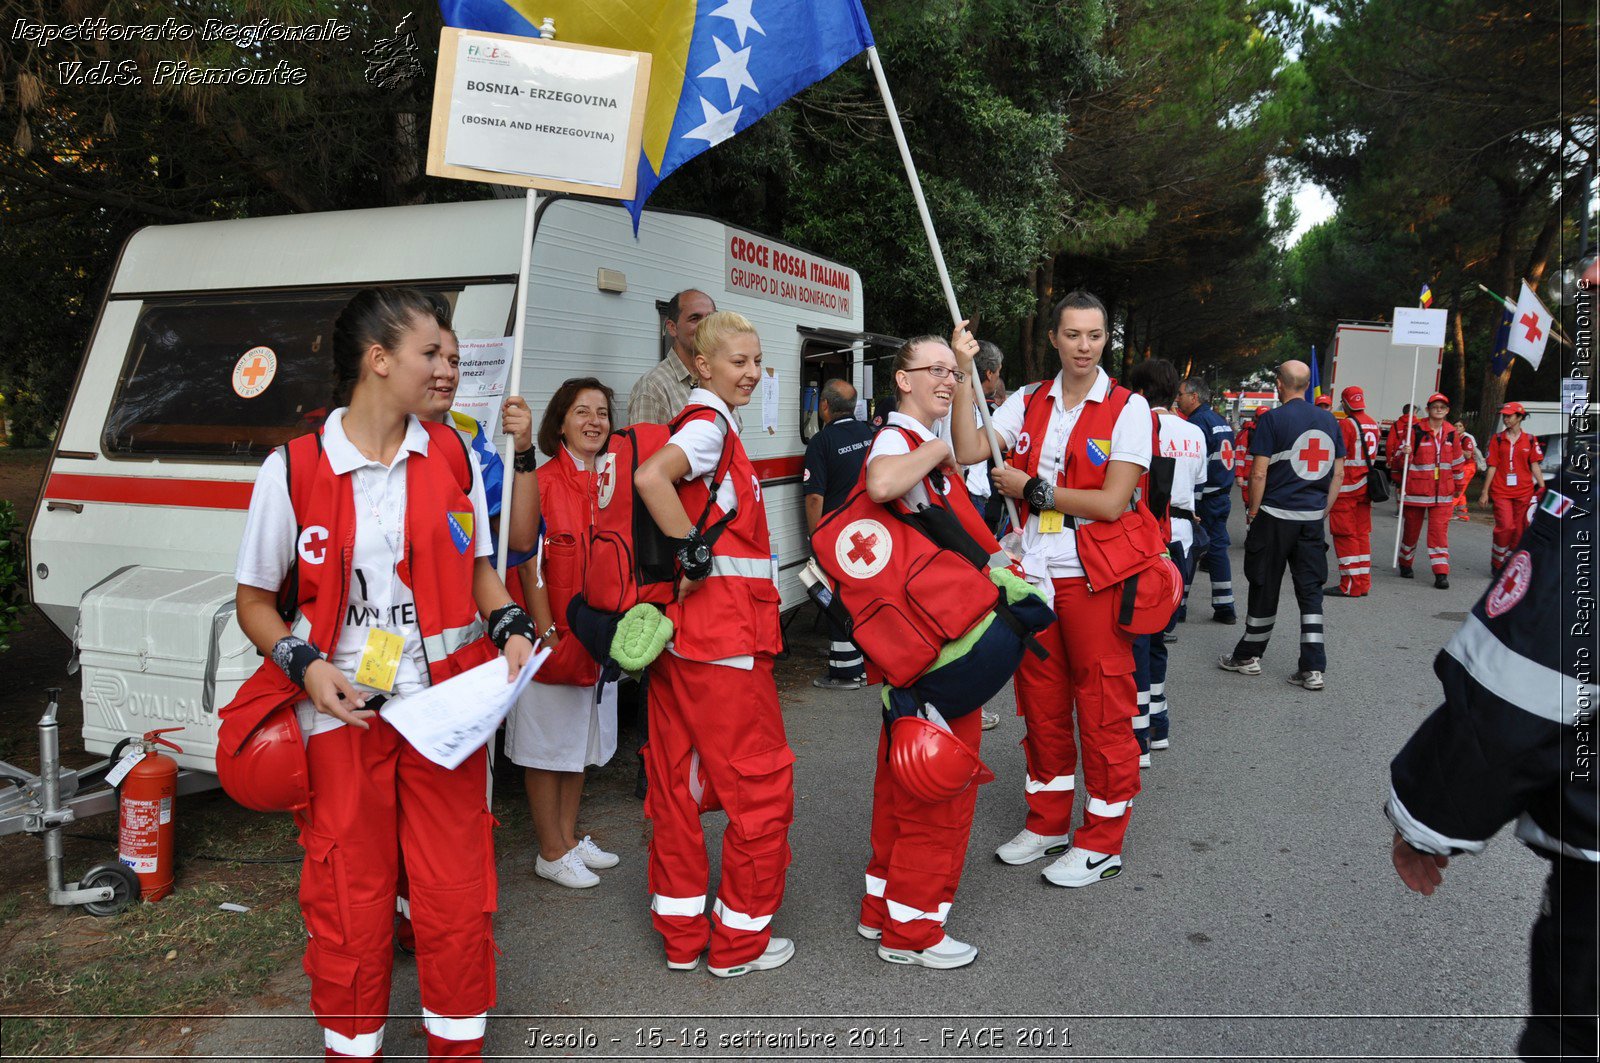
{"left": 1156, "top": 409, "right": 1207, "bottom": 549}
{"left": 988, "top": 367, "right": 1153, "bottom": 579}
{"left": 236, "top": 408, "right": 492, "bottom": 735}
{"left": 667, "top": 388, "right": 740, "bottom": 514}
{"left": 868, "top": 411, "right": 949, "bottom": 511}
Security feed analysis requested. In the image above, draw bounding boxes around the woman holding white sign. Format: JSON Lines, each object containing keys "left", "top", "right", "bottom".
{"left": 219, "top": 287, "right": 534, "bottom": 1062}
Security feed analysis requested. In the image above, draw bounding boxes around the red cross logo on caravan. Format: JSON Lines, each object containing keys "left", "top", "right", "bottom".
{"left": 1289, "top": 429, "right": 1334, "bottom": 480}
{"left": 232, "top": 346, "right": 277, "bottom": 399}
{"left": 595, "top": 453, "right": 617, "bottom": 509}
{"left": 836, "top": 519, "right": 891, "bottom": 579}
{"left": 297, "top": 525, "right": 329, "bottom": 566}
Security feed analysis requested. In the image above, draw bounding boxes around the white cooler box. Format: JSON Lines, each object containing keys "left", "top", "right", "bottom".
{"left": 78, "top": 567, "right": 262, "bottom": 774}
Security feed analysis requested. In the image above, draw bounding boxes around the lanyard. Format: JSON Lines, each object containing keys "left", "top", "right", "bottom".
{"left": 355, "top": 465, "right": 406, "bottom": 603}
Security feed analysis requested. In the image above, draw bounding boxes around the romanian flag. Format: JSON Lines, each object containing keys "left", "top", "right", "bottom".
{"left": 1419, "top": 283, "right": 1434, "bottom": 308}
{"left": 438, "top": 0, "right": 875, "bottom": 220}
{"left": 1309, "top": 346, "right": 1322, "bottom": 400}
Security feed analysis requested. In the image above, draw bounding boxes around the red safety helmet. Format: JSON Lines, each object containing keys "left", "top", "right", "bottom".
{"left": 215, "top": 706, "right": 311, "bottom": 814}
{"left": 1426, "top": 392, "right": 1450, "bottom": 408}
{"left": 1314, "top": 394, "right": 1332, "bottom": 408}
{"left": 889, "top": 715, "right": 995, "bottom": 803}
{"left": 1340, "top": 386, "right": 1366, "bottom": 410}
{"left": 1501, "top": 401, "right": 1527, "bottom": 417}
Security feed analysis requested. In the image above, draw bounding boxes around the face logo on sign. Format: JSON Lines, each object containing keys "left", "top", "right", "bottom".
{"left": 595, "top": 453, "right": 617, "bottom": 509}
{"left": 1289, "top": 429, "right": 1335, "bottom": 480}
{"left": 1015, "top": 431, "right": 1032, "bottom": 457}
{"left": 836, "top": 519, "right": 891, "bottom": 579}
{"left": 297, "top": 525, "right": 330, "bottom": 566}
{"left": 1486, "top": 550, "right": 1532, "bottom": 618}
{"left": 232, "top": 346, "right": 277, "bottom": 399}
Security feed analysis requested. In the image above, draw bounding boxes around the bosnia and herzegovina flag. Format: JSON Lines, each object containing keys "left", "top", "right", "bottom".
{"left": 438, "top": 0, "right": 875, "bottom": 221}
{"left": 1309, "top": 345, "right": 1322, "bottom": 400}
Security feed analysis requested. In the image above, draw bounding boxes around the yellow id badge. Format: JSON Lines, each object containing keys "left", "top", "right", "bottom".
{"left": 1037, "top": 509, "right": 1066, "bottom": 534}
{"left": 354, "top": 628, "right": 404, "bottom": 693}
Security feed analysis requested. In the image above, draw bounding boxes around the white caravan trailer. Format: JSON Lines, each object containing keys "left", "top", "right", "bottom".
{"left": 28, "top": 196, "right": 869, "bottom": 774}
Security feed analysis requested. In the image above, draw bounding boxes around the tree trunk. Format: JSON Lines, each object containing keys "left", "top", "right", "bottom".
{"left": 1452, "top": 295, "right": 1467, "bottom": 414}
{"left": 1121, "top": 305, "right": 1135, "bottom": 379}
{"left": 1020, "top": 266, "right": 1040, "bottom": 381}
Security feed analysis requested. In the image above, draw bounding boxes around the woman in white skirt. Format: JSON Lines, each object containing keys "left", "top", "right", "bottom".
{"left": 505, "top": 377, "right": 620, "bottom": 888}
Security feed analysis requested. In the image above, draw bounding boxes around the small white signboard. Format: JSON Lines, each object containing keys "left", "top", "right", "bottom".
{"left": 451, "top": 336, "right": 514, "bottom": 438}
{"left": 1391, "top": 307, "right": 1448, "bottom": 347}
{"left": 1562, "top": 376, "right": 1589, "bottom": 417}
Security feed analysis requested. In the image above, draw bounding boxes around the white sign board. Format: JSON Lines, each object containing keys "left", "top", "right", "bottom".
{"left": 726, "top": 227, "right": 854, "bottom": 320}
{"left": 451, "top": 336, "right": 515, "bottom": 438}
{"left": 443, "top": 33, "right": 641, "bottom": 188}
{"left": 1391, "top": 307, "right": 1448, "bottom": 347}
{"left": 1563, "top": 376, "right": 1589, "bottom": 417}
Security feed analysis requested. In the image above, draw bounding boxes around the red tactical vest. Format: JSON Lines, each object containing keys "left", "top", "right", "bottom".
{"left": 1337, "top": 412, "right": 1379, "bottom": 498}
{"left": 666, "top": 409, "right": 783, "bottom": 662}
{"left": 812, "top": 426, "right": 1004, "bottom": 688}
{"left": 533, "top": 448, "right": 602, "bottom": 687}
{"left": 218, "top": 420, "right": 496, "bottom": 760}
{"left": 1398, "top": 421, "right": 1463, "bottom": 506}
{"left": 1006, "top": 375, "right": 1137, "bottom": 524}
{"left": 1488, "top": 430, "right": 1544, "bottom": 498}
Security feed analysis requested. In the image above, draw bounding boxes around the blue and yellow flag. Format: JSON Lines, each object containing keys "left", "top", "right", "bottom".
{"left": 439, "top": 0, "right": 875, "bottom": 220}
{"left": 1309, "top": 346, "right": 1322, "bottom": 400}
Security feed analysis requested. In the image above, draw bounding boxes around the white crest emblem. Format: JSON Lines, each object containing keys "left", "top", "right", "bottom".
{"left": 1288, "top": 429, "right": 1336, "bottom": 481}
{"left": 595, "top": 452, "right": 617, "bottom": 509}
{"left": 836, "top": 519, "right": 891, "bottom": 579}
{"left": 1015, "top": 431, "right": 1032, "bottom": 456}
{"left": 297, "top": 525, "right": 330, "bottom": 566}
{"left": 751, "top": 474, "right": 762, "bottom": 502}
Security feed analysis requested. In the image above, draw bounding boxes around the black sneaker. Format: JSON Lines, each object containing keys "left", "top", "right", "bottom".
{"left": 1212, "top": 611, "right": 1238, "bottom": 625}
{"left": 1434, "top": 574, "right": 1449, "bottom": 590}
{"left": 1399, "top": 566, "right": 1414, "bottom": 579}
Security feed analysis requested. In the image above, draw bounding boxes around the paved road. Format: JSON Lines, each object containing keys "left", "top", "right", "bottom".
{"left": 195, "top": 503, "right": 1543, "bottom": 1061}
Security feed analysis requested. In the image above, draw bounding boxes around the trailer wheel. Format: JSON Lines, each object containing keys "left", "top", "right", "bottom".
{"left": 80, "top": 863, "right": 140, "bottom": 916}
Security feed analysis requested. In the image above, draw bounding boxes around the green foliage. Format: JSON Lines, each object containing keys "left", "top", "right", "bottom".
{"left": 0, "top": 500, "right": 27, "bottom": 654}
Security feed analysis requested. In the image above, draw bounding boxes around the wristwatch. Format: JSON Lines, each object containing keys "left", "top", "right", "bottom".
{"left": 676, "top": 529, "right": 713, "bottom": 581}
{"left": 1025, "top": 476, "right": 1055, "bottom": 513}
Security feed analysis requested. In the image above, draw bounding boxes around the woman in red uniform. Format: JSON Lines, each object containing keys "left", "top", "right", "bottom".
{"left": 228, "top": 287, "right": 534, "bottom": 1061}
{"left": 508, "top": 378, "right": 621, "bottom": 889}
{"left": 1478, "top": 401, "right": 1547, "bottom": 572}
{"left": 633, "top": 311, "right": 795, "bottom": 977}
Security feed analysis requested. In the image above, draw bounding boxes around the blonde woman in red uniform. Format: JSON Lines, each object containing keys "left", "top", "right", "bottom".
{"left": 228, "top": 287, "right": 534, "bottom": 1061}
{"left": 1478, "top": 401, "right": 1547, "bottom": 572}
{"left": 633, "top": 311, "right": 795, "bottom": 977}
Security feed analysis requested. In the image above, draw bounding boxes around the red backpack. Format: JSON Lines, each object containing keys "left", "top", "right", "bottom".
{"left": 811, "top": 427, "right": 1006, "bottom": 688}
{"left": 582, "top": 405, "right": 736, "bottom": 614}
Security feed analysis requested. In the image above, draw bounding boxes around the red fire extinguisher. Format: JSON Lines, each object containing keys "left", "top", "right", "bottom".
{"left": 118, "top": 727, "right": 184, "bottom": 903}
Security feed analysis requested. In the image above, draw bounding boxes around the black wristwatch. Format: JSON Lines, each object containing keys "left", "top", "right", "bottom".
{"left": 1025, "top": 476, "right": 1055, "bottom": 513}
{"left": 676, "top": 529, "right": 713, "bottom": 581}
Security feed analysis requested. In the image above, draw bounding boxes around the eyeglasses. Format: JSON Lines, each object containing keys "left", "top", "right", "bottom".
{"left": 900, "top": 364, "right": 967, "bottom": 384}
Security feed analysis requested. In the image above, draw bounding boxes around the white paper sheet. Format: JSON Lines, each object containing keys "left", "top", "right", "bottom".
{"left": 380, "top": 647, "right": 550, "bottom": 769}
{"left": 761, "top": 366, "right": 780, "bottom": 434}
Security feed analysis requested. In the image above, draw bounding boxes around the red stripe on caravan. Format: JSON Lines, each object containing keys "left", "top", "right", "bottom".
{"left": 44, "top": 473, "right": 255, "bottom": 510}
{"left": 751, "top": 456, "right": 803, "bottom": 481}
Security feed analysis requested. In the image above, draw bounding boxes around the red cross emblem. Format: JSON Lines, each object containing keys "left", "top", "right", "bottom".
{"left": 847, "top": 530, "right": 878, "bottom": 566}
{"left": 1298, "top": 437, "right": 1330, "bottom": 473}
{"left": 1519, "top": 312, "right": 1543, "bottom": 344}
{"left": 297, "top": 525, "right": 329, "bottom": 565}
{"left": 239, "top": 357, "right": 269, "bottom": 387}
{"left": 595, "top": 454, "right": 616, "bottom": 508}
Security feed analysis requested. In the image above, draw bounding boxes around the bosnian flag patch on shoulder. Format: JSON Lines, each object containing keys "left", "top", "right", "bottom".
{"left": 1539, "top": 490, "right": 1573, "bottom": 518}
{"left": 447, "top": 511, "right": 474, "bottom": 554}
{"left": 1087, "top": 438, "right": 1113, "bottom": 467}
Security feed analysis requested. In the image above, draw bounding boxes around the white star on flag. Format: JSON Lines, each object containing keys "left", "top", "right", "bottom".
{"left": 698, "top": 36, "right": 760, "bottom": 105}
{"left": 1507, "top": 279, "right": 1552, "bottom": 371}
{"left": 708, "top": 0, "right": 765, "bottom": 46}
{"left": 682, "top": 96, "right": 743, "bottom": 147}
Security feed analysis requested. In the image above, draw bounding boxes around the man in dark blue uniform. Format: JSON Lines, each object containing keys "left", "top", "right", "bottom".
{"left": 1219, "top": 360, "right": 1344, "bottom": 689}
{"left": 1387, "top": 453, "right": 1596, "bottom": 1061}
{"left": 1177, "top": 377, "right": 1237, "bottom": 624}
{"left": 803, "top": 378, "right": 875, "bottom": 688}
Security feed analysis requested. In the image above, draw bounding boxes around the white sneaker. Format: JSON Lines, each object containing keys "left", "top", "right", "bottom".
{"left": 666, "top": 956, "right": 700, "bottom": 971}
{"left": 573, "top": 836, "right": 619, "bottom": 869}
{"left": 980, "top": 710, "right": 1000, "bottom": 730}
{"left": 995, "top": 828, "right": 1071, "bottom": 865}
{"left": 1288, "top": 670, "right": 1325, "bottom": 691}
{"left": 877, "top": 934, "right": 977, "bottom": 970}
{"left": 708, "top": 937, "right": 795, "bottom": 978}
{"left": 857, "top": 923, "right": 882, "bottom": 940}
{"left": 1042, "top": 846, "right": 1122, "bottom": 888}
{"left": 1218, "top": 654, "right": 1262, "bottom": 675}
{"left": 1150, "top": 738, "right": 1170, "bottom": 751}
{"left": 1138, "top": 752, "right": 1152, "bottom": 769}
{"left": 535, "top": 849, "right": 599, "bottom": 889}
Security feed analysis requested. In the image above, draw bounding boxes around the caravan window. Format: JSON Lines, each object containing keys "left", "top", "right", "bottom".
{"left": 102, "top": 288, "right": 461, "bottom": 460}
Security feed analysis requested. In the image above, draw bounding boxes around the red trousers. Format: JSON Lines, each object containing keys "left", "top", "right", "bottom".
{"left": 1329, "top": 495, "right": 1373, "bottom": 595}
{"left": 1399, "top": 503, "right": 1453, "bottom": 574}
{"left": 299, "top": 720, "right": 495, "bottom": 1061}
{"left": 1492, "top": 492, "right": 1536, "bottom": 571}
{"left": 1012, "top": 578, "right": 1140, "bottom": 854}
{"left": 644, "top": 654, "right": 794, "bottom": 968}
{"left": 1453, "top": 463, "right": 1477, "bottom": 516}
{"left": 859, "top": 709, "right": 983, "bottom": 950}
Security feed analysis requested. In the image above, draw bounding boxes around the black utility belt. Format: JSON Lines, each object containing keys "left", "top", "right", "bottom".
{"left": 1169, "top": 507, "right": 1198, "bottom": 522}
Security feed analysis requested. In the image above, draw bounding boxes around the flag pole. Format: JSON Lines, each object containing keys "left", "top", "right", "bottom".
{"left": 1391, "top": 342, "right": 1421, "bottom": 569}
{"left": 1477, "top": 282, "right": 1574, "bottom": 349}
{"left": 864, "top": 46, "right": 1020, "bottom": 532}
{"left": 497, "top": 188, "right": 539, "bottom": 579}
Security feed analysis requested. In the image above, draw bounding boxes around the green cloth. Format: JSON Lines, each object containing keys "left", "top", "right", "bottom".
{"left": 990, "top": 565, "right": 1047, "bottom": 605}
{"left": 610, "top": 603, "right": 673, "bottom": 673}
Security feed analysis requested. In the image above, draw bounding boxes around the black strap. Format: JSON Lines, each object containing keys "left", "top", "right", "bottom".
{"left": 668, "top": 406, "right": 739, "bottom": 544}
{"left": 1118, "top": 570, "right": 1140, "bottom": 628}
{"left": 990, "top": 594, "right": 1049, "bottom": 661}
{"left": 1169, "top": 507, "right": 1197, "bottom": 523}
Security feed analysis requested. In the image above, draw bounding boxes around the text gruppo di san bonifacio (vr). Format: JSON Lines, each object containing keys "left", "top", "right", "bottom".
{"left": 17, "top": 17, "right": 353, "bottom": 87}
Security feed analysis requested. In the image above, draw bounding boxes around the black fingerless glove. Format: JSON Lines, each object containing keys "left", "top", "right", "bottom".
{"left": 271, "top": 635, "right": 322, "bottom": 690}
{"left": 488, "top": 603, "right": 536, "bottom": 649}
{"left": 513, "top": 446, "right": 538, "bottom": 473}
{"left": 675, "top": 528, "right": 713, "bottom": 582}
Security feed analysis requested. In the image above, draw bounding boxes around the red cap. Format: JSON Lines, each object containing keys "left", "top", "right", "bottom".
{"left": 1426, "top": 392, "right": 1450, "bottom": 408}
{"left": 1340, "top": 386, "right": 1365, "bottom": 410}
{"left": 1314, "top": 395, "right": 1332, "bottom": 408}
{"left": 1500, "top": 401, "right": 1527, "bottom": 417}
